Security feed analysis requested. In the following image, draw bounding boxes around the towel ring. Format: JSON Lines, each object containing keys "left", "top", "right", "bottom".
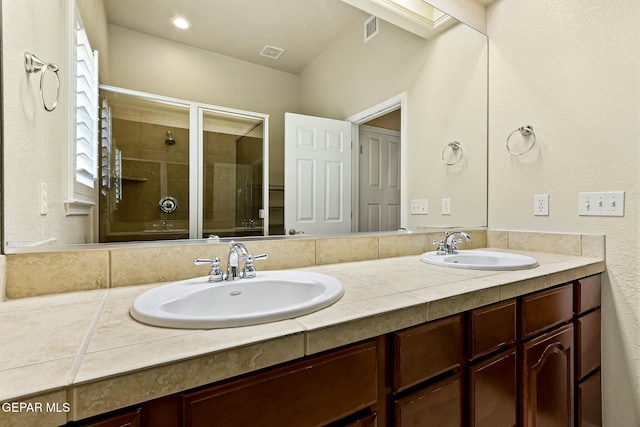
{"left": 506, "top": 125, "right": 536, "bottom": 156}
{"left": 24, "top": 52, "right": 60, "bottom": 112}
{"left": 441, "top": 141, "right": 463, "bottom": 166}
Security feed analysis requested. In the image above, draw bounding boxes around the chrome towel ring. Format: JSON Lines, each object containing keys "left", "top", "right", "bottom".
{"left": 24, "top": 52, "right": 60, "bottom": 112}
{"left": 506, "top": 125, "right": 536, "bottom": 156}
{"left": 441, "top": 141, "right": 463, "bottom": 166}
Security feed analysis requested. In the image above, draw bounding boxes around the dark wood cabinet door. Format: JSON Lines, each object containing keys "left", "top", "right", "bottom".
{"left": 394, "top": 374, "right": 462, "bottom": 427}
{"left": 183, "top": 340, "right": 378, "bottom": 427}
{"left": 469, "top": 348, "right": 517, "bottom": 427}
{"left": 578, "top": 371, "right": 602, "bottom": 427}
{"left": 80, "top": 409, "right": 141, "bottom": 427}
{"left": 522, "top": 324, "right": 574, "bottom": 427}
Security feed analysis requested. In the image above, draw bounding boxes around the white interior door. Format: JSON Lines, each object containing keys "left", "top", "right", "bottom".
{"left": 358, "top": 125, "right": 401, "bottom": 232}
{"left": 284, "top": 113, "right": 352, "bottom": 235}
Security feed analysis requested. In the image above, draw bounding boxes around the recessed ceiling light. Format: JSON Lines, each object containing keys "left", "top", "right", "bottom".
{"left": 171, "top": 16, "right": 191, "bottom": 30}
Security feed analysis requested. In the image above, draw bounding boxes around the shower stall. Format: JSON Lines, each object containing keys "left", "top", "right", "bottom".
{"left": 98, "top": 87, "right": 268, "bottom": 242}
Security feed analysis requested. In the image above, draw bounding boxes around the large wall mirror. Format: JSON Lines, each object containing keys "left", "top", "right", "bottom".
{"left": 1, "top": 0, "right": 487, "bottom": 253}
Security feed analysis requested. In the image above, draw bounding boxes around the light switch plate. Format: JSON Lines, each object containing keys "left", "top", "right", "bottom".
{"left": 579, "top": 191, "right": 625, "bottom": 216}
{"left": 410, "top": 199, "right": 428, "bottom": 215}
{"left": 39, "top": 182, "right": 48, "bottom": 215}
{"left": 441, "top": 198, "right": 451, "bottom": 215}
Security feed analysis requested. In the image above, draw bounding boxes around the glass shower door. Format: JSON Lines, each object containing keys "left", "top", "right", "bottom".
{"left": 201, "top": 109, "right": 266, "bottom": 238}
{"left": 98, "top": 90, "right": 191, "bottom": 242}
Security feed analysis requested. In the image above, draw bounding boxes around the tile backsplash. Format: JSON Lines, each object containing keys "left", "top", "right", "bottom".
{"left": 1, "top": 229, "right": 604, "bottom": 299}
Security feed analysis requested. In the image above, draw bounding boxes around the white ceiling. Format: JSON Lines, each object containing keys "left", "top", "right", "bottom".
{"left": 104, "top": 0, "right": 370, "bottom": 75}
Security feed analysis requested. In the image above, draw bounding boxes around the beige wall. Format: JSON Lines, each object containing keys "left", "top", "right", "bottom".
{"left": 487, "top": 0, "right": 640, "bottom": 425}
{"left": 106, "top": 25, "right": 300, "bottom": 186}
{"left": 2, "top": 0, "right": 92, "bottom": 248}
{"left": 299, "top": 20, "right": 488, "bottom": 229}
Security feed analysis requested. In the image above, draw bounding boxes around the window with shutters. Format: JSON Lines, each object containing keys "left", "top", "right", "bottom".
{"left": 65, "top": 9, "right": 99, "bottom": 215}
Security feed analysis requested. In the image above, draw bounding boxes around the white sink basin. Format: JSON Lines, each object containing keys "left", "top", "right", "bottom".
{"left": 420, "top": 250, "right": 538, "bottom": 271}
{"left": 130, "top": 271, "right": 344, "bottom": 329}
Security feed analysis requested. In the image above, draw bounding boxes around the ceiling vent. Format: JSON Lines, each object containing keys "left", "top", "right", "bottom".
{"left": 364, "top": 15, "right": 379, "bottom": 43}
{"left": 259, "top": 45, "right": 285, "bottom": 59}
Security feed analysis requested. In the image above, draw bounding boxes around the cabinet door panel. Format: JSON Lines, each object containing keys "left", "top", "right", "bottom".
{"left": 183, "top": 340, "right": 378, "bottom": 427}
{"left": 344, "top": 412, "right": 377, "bottom": 427}
{"left": 393, "top": 315, "right": 463, "bottom": 392}
{"left": 469, "top": 348, "right": 517, "bottom": 427}
{"left": 469, "top": 299, "right": 516, "bottom": 360}
{"left": 522, "top": 324, "right": 574, "bottom": 427}
{"left": 574, "top": 275, "right": 601, "bottom": 315}
{"left": 80, "top": 409, "right": 141, "bottom": 427}
{"left": 578, "top": 371, "right": 602, "bottom": 427}
{"left": 394, "top": 374, "right": 462, "bottom": 427}
{"left": 577, "top": 309, "right": 601, "bottom": 380}
{"left": 521, "top": 284, "right": 573, "bottom": 339}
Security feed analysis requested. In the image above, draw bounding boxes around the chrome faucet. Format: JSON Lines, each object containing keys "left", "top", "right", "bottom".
{"left": 227, "top": 241, "right": 249, "bottom": 280}
{"left": 432, "top": 231, "right": 472, "bottom": 255}
{"left": 445, "top": 231, "right": 472, "bottom": 254}
{"left": 194, "top": 241, "right": 267, "bottom": 282}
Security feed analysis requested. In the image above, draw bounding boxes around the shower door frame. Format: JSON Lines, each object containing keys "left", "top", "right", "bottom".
{"left": 99, "top": 85, "right": 270, "bottom": 239}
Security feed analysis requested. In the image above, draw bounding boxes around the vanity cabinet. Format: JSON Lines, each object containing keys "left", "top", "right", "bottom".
{"left": 391, "top": 315, "right": 464, "bottom": 427}
{"left": 79, "top": 410, "right": 141, "bottom": 427}
{"left": 574, "top": 275, "right": 602, "bottom": 427}
{"left": 71, "top": 274, "right": 602, "bottom": 427}
{"left": 521, "top": 324, "right": 574, "bottom": 427}
{"left": 393, "top": 374, "right": 462, "bottom": 427}
{"left": 183, "top": 340, "right": 379, "bottom": 427}
{"left": 467, "top": 299, "right": 517, "bottom": 427}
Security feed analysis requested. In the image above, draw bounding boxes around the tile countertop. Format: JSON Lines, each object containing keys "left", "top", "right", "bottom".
{"left": 0, "top": 248, "right": 604, "bottom": 426}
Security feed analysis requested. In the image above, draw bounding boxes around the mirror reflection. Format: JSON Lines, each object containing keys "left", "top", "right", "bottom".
{"left": 99, "top": 89, "right": 268, "bottom": 242}
{"left": 2, "top": 0, "right": 488, "bottom": 251}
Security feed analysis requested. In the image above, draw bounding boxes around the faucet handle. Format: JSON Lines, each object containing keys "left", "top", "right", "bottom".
{"left": 242, "top": 253, "right": 268, "bottom": 279}
{"left": 194, "top": 257, "right": 224, "bottom": 282}
{"left": 432, "top": 239, "right": 446, "bottom": 255}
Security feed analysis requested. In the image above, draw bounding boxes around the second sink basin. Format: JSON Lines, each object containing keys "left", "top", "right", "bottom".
{"left": 420, "top": 250, "right": 538, "bottom": 271}
{"left": 130, "top": 271, "right": 344, "bottom": 329}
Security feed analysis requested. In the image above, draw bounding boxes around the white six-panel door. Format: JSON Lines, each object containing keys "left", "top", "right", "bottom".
{"left": 358, "top": 125, "right": 401, "bottom": 232}
{"left": 284, "top": 113, "right": 352, "bottom": 235}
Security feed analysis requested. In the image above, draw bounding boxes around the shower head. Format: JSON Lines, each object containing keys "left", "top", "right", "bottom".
{"left": 165, "top": 130, "right": 176, "bottom": 146}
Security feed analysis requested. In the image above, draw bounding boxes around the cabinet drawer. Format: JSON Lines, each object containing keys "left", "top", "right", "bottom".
{"left": 393, "top": 374, "right": 462, "bottom": 427}
{"left": 80, "top": 409, "right": 141, "bottom": 427}
{"left": 468, "top": 299, "right": 516, "bottom": 359}
{"left": 183, "top": 341, "right": 378, "bottom": 427}
{"left": 578, "top": 371, "right": 602, "bottom": 427}
{"left": 577, "top": 308, "right": 601, "bottom": 380}
{"left": 575, "top": 275, "right": 601, "bottom": 314}
{"left": 344, "top": 412, "right": 377, "bottom": 427}
{"left": 393, "top": 315, "right": 463, "bottom": 393}
{"left": 469, "top": 348, "right": 517, "bottom": 427}
{"left": 521, "top": 284, "right": 573, "bottom": 339}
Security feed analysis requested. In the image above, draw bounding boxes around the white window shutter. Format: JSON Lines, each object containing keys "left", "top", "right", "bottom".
{"left": 75, "top": 26, "right": 98, "bottom": 188}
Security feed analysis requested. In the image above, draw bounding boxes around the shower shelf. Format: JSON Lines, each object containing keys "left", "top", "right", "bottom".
{"left": 121, "top": 176, "right": 148, "bottom": 182}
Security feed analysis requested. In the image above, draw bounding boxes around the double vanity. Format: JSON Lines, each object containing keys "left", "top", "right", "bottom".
{"left": 0, "top": 230, "right": 605, "bottom": 427}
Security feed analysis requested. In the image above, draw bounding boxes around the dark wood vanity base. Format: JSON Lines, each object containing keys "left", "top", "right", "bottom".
{"left": 70, "top": 275, "right": 602, "bottom": 427}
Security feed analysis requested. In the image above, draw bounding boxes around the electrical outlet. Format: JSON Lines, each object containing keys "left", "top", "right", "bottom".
{"left": 410, "top": 199, "right": 428, "bottom": 215}
{"left": 534, "top": 194, "right": 549, "bottom": 216}
{"left": 441, "top": 198, "right": 451, "bottom": 215}
{"left": 579, "top": 191, "right": 625, "bottom": 216}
